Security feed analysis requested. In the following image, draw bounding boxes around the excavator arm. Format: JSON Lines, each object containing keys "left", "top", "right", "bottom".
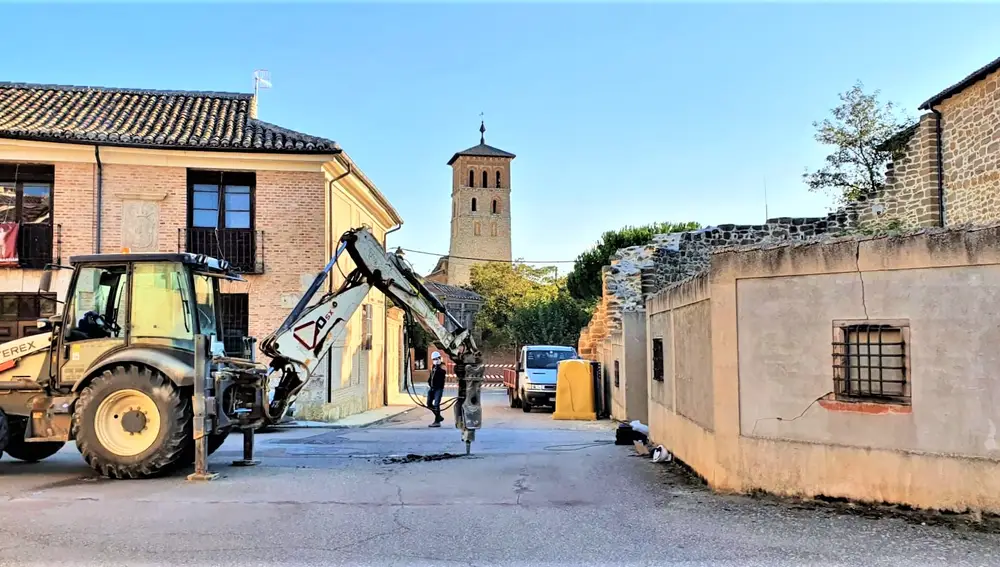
{"left": 259, "top": 227, "right": 484, "bottom": 451}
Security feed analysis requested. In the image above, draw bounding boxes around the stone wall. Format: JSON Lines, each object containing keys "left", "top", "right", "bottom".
{"left": 579, "top": 209, "right": 858, "bottom": 359}
{"left": 858, "top": 113, "right": 942, "bottom": 230}
{"left": 936, "top": 65, "right": 1000, "bottom": 226}
{"left": 860, "top": 62, "right": 1000, "bottom": 231}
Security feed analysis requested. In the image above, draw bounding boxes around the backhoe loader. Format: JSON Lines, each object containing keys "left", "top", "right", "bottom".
{"left": 0, "top": 227, "right": 483, "bottom": 478}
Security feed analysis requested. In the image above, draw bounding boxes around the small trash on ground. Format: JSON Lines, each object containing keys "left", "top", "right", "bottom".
{"left": 615, "top": 423, "right": 635, "bottom": 445}
{"left": 651, "top": 445, "right": 672, "bottom": 463}
{"left": 629, "top": 420, "right": 650, "bottom": 436}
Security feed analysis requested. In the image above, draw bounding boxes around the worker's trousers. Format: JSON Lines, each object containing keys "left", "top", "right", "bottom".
{"left": 427, "top": 387, "right": 444, "bottom": 422}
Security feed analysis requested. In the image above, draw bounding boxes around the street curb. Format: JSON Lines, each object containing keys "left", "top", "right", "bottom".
{"left": 270, "top": 406, "right": 418, "bottom": 430}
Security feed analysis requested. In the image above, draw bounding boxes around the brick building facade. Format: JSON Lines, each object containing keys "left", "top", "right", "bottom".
{"left": 862, "top": 56, "right": 1000, "bottom": 229}
{"left": 0, "top": 81, "right": 404, "bottom": 421}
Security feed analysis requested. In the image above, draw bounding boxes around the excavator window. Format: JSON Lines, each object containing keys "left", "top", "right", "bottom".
{"left": 130, "top": 262, "right": 196, "bottom": 349}
{"left": 65, "top": 265, "right": 128, "bottom": 342}
{"left": 192, "top": 273, "right": 219, "bottom": 339}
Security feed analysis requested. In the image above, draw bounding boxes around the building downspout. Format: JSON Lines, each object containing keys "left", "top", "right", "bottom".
{"left": 932, "top": 108, "right": 946, "bottom": 227}
{"left": 94, "top": 146, "right": 103, "bottom": 253}
{"left": 383, "top": 221, "right": 403, "bottom": 405}
{"left": 324, "top": 162, "right": 351, "bottom": 404}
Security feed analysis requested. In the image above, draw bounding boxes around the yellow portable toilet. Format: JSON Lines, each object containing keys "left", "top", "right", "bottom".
{"left": 552, "top": 359, "right": 597, "bottom": 420}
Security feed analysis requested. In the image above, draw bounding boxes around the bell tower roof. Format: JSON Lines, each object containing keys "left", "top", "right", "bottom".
{"left": 447, "top": 121, "right": 516, "bottom": 165}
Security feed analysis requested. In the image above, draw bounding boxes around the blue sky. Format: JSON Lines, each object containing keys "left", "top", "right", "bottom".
{"left": 2, "top": 3, "right": 999, "bottom": 275}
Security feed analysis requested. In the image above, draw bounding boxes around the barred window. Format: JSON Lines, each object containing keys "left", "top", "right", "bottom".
{"left": 652, "top": 338, "right": 664, "bottom": 382}
{"left": 833, "top": 321, "right": 909, "bottom": 403}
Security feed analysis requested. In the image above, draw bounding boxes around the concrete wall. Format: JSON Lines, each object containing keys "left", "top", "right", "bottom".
{"left": 621, "top": 310, "right": 648, "bottom": 424}
{"left": 739, "top": 264, "right": 1000, "bottom": 457}
{"left": 646, "top": 227, "right": 1000, "bottom": 513}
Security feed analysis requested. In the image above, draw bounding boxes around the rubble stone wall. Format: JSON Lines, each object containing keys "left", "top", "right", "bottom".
{"left": 578, "top": 209, "right": 857, "bottom": 360}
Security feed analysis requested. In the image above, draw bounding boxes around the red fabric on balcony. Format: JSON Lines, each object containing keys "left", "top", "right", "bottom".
{"left": 0, "top": 223, "right": 19, "bottom": 266}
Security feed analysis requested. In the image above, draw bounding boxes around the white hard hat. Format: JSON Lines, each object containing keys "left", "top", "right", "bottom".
{"left": 431, "top": 352, "right": 442, "bottom": 361}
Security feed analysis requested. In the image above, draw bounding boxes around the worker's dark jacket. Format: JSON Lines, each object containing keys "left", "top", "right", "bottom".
{"left": 429, "top": 364, "right": 446, "bottom": 390}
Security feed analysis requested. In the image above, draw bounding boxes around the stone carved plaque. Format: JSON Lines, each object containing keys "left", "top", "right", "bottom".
{"left": 121, "top": 200, "right": 160, "bottom": 253}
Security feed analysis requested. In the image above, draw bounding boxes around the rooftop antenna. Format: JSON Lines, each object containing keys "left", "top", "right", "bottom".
{"left": 763, "top": 175, "right": 769, "bottom": 221}
{"left": 253, "top": 69, "right": 272, "bottom": 98}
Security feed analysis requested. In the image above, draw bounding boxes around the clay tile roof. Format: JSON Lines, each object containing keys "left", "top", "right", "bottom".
{"left": 919, "top": 55, "right": 1000, "bottom": 110}
{"left": 0, "top": 82, "right": 341, "bottom": 154}
{"left": 424, "top": 280, "right": 482, "bottom": 302}
{"left": 446, "top": 143, "right": 516, "bottom": 166}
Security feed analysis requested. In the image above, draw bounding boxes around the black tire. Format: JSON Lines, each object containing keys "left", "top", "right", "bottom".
{"left": 0, "top": 409, "right": 9, "bottom": 455}
{"left": 207, "top": 429, "right": 230, "bottom": 455}
{"left": 507, "top": 388, "right": 516, "bottom": 408}
{"left": 521, "top": 392, "right": 532, "bottom": 413}
{"left": 174, "top": 427, "right": 231, "bottom": 469}
{"left": 5, "top": 439, "right": 64, "bottom": 462}
{"left": 4, "top": 417, "right": 63, "bottom": 462}
{"left": 73, "top": 365, "right": 191, "bottom": 479}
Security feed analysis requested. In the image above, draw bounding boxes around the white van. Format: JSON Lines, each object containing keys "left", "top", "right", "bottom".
{"left": 506, "top": 345, "right": 578, "bottom": 412}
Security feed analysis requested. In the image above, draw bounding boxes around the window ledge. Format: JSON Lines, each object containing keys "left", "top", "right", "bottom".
{"left": 819, "top": 397, "right": 911, "bottom": 415}
{"left": 115, "top": 190, "right": 169, "bottom": 201}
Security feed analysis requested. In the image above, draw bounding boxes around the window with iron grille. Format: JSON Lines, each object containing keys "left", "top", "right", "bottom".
{"left": 0, "top": 164, "right": 54, "bottom": 269}
{"left": 614, "top": 359, "right": 620, "bottom": 387}
{"left": 832, "top": 321, "right": 909, "bottom": 404}
{"left": 219, "top": 293, "right": 250, "bottom": 357}
{"left": 186, "top": 170, "right": 259, "bottom": 273}
{"left": 652, "top": 338, "right": 664, "bottom": 382}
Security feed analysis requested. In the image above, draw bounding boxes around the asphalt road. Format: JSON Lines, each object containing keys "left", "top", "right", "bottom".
{"left": 1, "top": 391, "right": 998, "bottom": 566}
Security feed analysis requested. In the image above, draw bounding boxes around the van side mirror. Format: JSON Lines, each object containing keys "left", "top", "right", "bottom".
{"left": 517, "top": 363, "right": 523, "bottom": 373}
{"left": 39, "top": 267, "right": 53, "bottom": 293}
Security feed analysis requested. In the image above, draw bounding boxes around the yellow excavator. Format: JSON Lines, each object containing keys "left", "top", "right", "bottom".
{"left": 0, "top": 227, "right": 483, "bottom": 479}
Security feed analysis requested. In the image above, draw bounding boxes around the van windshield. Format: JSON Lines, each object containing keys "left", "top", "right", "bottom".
{"left": 526, "top": 349, "right": 576, "bottom": 370}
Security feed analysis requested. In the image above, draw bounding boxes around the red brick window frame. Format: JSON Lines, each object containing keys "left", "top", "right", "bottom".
{"left": 827, "top": 319, "right": 911, "bottom": 414}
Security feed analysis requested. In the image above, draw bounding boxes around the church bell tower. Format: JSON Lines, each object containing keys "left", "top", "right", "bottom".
{"left": 443, "top": 122, "right": 516, "bottom": 286}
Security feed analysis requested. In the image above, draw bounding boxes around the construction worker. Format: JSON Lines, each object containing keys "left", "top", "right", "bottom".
{"left": 428, "top": 351, "right": 446, "bottom": 427}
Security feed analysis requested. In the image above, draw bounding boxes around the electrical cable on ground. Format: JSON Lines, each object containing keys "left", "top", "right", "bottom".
{"left": 543, "top": 441, "right": 614, "bottom": 452}
{"left": 401, "top": 314, "right": 460, "bottom": 415}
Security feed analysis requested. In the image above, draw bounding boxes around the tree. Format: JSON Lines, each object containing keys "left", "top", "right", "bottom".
{"left": 804, "top": 81, "right": 914, "bottom": 205}
{"left": 468, "top": 262, "right": 560, "bottom": 350}
{"left": 566, "top": 221, "right": 700, "bottom": 303}
{"left": 508, "top": 292, "right": 591, "bottom": 347}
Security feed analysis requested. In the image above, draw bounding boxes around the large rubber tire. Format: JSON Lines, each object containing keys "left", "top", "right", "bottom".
{"left": 73, "top": 365, "right": 191, "bottom": 479}
{"left": 5, "top": 439, "right": 64, "bottom": 462}
{"left": 0, "top": 409, "right": 9, "bottom": 455}
{"left": 4, "top": 417, "right": 64, "bottom": 462}
{"left": 507, "top": 388, "right": 517, "bottom": 408}
{"left": 521, "top": 392, "right": 532, "bottom": 413}
{"left": 208, "top": 429, "right": 230, "bottom": 455}
{"left": 173, "top": 427, "right": 231, "bottom": 469}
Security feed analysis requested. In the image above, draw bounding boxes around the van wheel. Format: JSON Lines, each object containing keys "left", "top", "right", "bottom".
{"left": 507, "top": 388, "right": 517, "bottom": 408}
{"left": 74, "top": 365, "right": 191, "bottom": 479}
{"left": 521, "top": 393, "right": 532, "bottom": 413}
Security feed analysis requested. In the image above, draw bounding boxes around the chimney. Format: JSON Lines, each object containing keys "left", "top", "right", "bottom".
{"left": 249, "top": 94, "right": 258, "bottom": 120}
